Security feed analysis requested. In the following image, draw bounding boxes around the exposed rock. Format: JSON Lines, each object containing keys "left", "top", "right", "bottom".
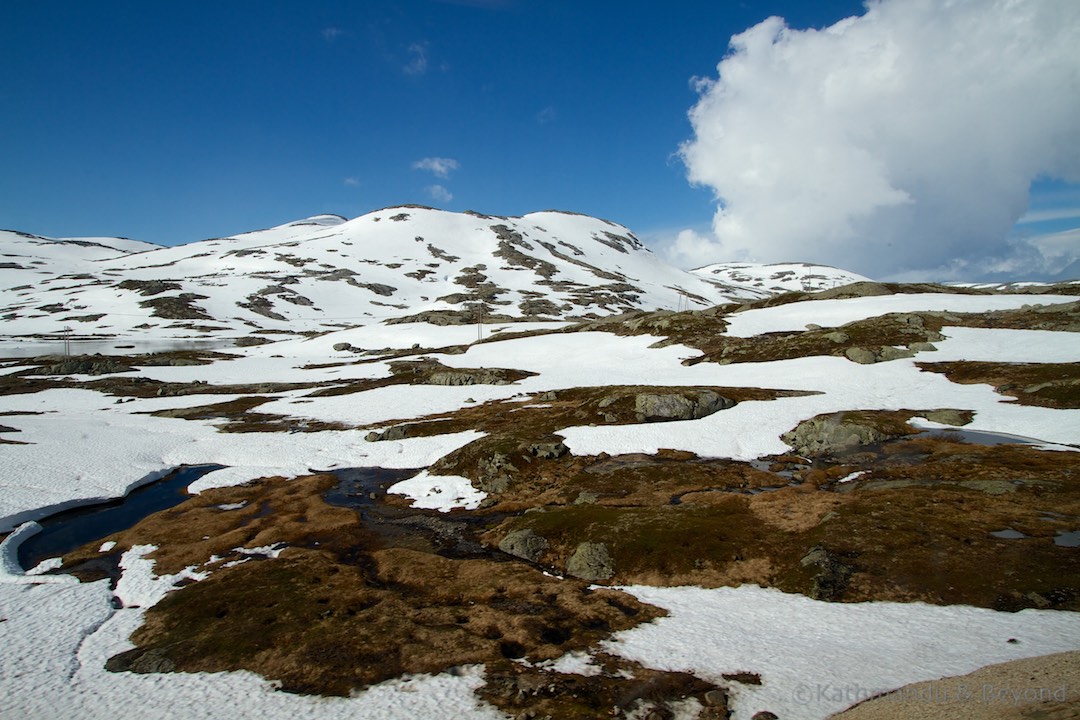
{"left": 498, "top": 529, "right": 549, "bottom": 563}
{"left": 365, "top": 425, "right": 411, "bottom": 442}
{"left": 105, "top": 647, "right": 176, "bottom": 673}
{"left": 634, "top": 390, "right": 733, "bottom": 422}
{"left": 332, "top": 342, "right": 353, "bottom": 352}
{"left": 844, "top": 347, "right": 878, "bottom": 364}
{"left": 476, "top": 452, "right": 517, "bottom": 494}
{"left": 237, "top": 294, "right": 286, "bottom": 321}
{"left": 751, "top": 712, "right": 778, "bottom": 720}
{"left": 566, "top": 542, "right": 614, "bottom": 582}
{"left": 165, "top": 357, "right": 204, "bottom": 367}
{"left": 354, "top": 282, "right": 397, "bottom": 297}
{"left": 824, "top": 331, "right": 849, "bottom": 344}
{"left": 782, "top": 412, "right": 915, "bottom": 457}
{"left": 388, "top": 357, "right": 535, "bottom": 386}
{"left": 800, "top": 545, "right": 853, "bottom": 601}
{"left": 141, "top": 293, "right": 213, "bottom": 320}
{"left": 526, "top": 441, "right": 568, "bottom": 459}
{"left": 705, "top": 689, "right": 729, "bottom": 707}
{"left": 877, "top": 346, "right": 915, "bottom": 362}
{"left": 233, "top": 336, "right": 271, "bottom": 347}
{"left": 816, "top": 281, "right": 893, "bottom": 299}
{"left": 518, "top": 297, "right": 563, "bottom": 317}
{"left": 909, "top": 341, "right": 938, "bottom": 352}
{"left": 117, "top": 279, "right": 182, "bottom": 296}
{"left": 921, "top": 409, "right": 972, "bottom": 426}
{"left": 386, "top": 310, "right": 475, "bottom": 325}
{"left": 41, "top": 356, "right": 134, "bottom": 376}
{"left": 428, "top": 370, "right": 512, "bottom": 386}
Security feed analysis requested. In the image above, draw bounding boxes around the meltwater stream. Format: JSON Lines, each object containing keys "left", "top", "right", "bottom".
{"left": 14, "top": 464, "right": 508, "bottom": 577}
{"left": 16, "top": 464, "right": 224, "bottom": 572}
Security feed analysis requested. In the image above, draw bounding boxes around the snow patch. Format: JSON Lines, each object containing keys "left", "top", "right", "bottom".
{"left": 606, "top": 584, "right": 1080, "bottom": 720}
{"left": 387, "top": 470, "right": 486, "bottom": 511}
{"left": 113, "top": 545, "right": 208, "bottom": 609}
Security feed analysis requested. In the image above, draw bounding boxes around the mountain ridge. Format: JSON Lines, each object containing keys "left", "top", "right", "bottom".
{"left": 1, "top": 207, "right": 867, "bottom": 342}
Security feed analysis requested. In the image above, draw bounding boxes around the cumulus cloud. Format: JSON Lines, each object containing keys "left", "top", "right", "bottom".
{"left": 679, "top": 0, "right": 1080, "bottom": 280}
{"left": 426, "top": 184, "right": 453, "bottom": 203}
{"left": 404, "top": 42, "right": 429, "bottom": 76}
{"left": 412, "top": 157, "right": 459, "bottom": 178}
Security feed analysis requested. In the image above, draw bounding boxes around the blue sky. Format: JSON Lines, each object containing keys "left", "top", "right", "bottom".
{"left": 2, "top": 1, "right": 1078, "bottom": 280}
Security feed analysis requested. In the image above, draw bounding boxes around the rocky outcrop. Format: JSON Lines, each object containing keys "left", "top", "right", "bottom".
{"left": 105, "top": 647, "right": 176, "bottom": 673}
{"left": 365, "top": 425, "right": 413, "bottom": 442}
{"left": 388, "top": 358, "right": 535, "bottom": 386}
{"left": 427, "top": 370, "right": 513, "bottom": 386}
{"left": 800, "top": 545, "right": 853, "bottom": 601}
{"left": 116, "top": 279, "right": 182, "bottom": 296}
{"left": 844, "top": 345, "right": 918, "bottom": 364}
{"left": 566, "top": 541, "right": 614, "bottom": 582}
{"left": 41, "top": 356, "right": 134, "bottom": 376}
{"left": 815, "top": 281, "right": 894, "bottom": 299}
{"left": 633, "top": 390, "right": 733, "bottom": 422}
{"left": 475, "top": 452, "right": 517, "bottom": 494}
{"left": 498, "top": 529, "right": 549, "bottom": 563}
{"left": 782, "top": 412, "right": 915, "bottom": 456}
{"left": 921, "top": 408, "right": 973, "bottom": 426}
{"left": 140, "top": 293, "right": 213, "bottom": 320}
{"left": 526, "top": 440, "right": 568, "bottom": 459}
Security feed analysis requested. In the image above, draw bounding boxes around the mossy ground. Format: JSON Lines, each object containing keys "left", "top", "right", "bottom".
{"left": 60, "top": 474, "right": 666, "bottom": 699}
{"left": 15, "top": 288, "right": 1080, "bottom": 715}
{"left": 477, "top": 413, "right": 1080, "bottom": 611}
{"left": 918, "top": 361, "right": 1080, "bottom": 408}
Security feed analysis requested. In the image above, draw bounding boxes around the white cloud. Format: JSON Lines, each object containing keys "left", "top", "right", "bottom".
{"left": 680, "top": 0, "right": 1080, "bottom": 281}
{"left": 412, "top": 157, "right": 459, "bottom": 179}
{"left": 648, "top": 228, "right": 723, "bottom": 270}
{"left": 536, "top": 106, "right": 557, "bottom": 125}
{"left": 343, "top": 177, "right": 360, "bottom": 187}
{"left": 404, "top": 42, "right": 429, "bottom": 76}
{"left": 426, "top": 184, "right": 453, "bottom": 203}
{"left": 321, "top": 27, "right": 346, "bottom": 42}
{"left": 1017, "top": 207, "right": 1080, "bottom": 225}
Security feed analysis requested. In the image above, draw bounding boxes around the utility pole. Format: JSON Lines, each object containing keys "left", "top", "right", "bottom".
{"left": 476, "top": 303, "right": 484, "bottom": 342}
{"left": 62, "top": 326, "right": 73, "bottom": 356}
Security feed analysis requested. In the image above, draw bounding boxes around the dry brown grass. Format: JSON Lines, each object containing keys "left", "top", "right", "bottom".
{"left": 918, "top": 361, "right": 1080, "bottom": 408}
{"left": 62, "top": 474, "right": 665, "bottom": 698}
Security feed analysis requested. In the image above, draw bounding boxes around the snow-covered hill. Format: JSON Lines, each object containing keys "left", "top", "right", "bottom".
{"left": 1, "top": 208, "right": 866, "bottom": 343}
{"left": 1, "top": 247, "right": 1078, "bottom": 720}
{"left": 691, "top": 262, "right": 872, "bottom": 298}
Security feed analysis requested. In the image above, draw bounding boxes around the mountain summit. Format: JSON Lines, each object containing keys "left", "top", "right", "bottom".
{"left": 1, "top": 207, "right": 864, "bottom": 340}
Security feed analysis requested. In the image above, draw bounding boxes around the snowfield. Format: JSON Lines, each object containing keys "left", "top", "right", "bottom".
{"left": 2, "top": 215, "right": 1079, "bottom": 719}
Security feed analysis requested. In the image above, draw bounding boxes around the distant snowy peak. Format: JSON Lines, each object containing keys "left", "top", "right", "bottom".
{"left": 1, "top": 208, "right": 871, "bottom": 341}
{"left": 224, "top": 214, "right": 348, "bottom": 245}
{"left": 57, "top": 236, "right": 163, "bottom": 255}
{"left": 0, "top": 229, "right": 160, "bottom": 262}
{"left": 691, "top": 262, "right": 872, "bottom": 298}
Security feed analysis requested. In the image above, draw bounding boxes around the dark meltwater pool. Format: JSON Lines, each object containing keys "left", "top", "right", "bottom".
{"left": 320, "top": 466, "right": 508, "bottom": 560}
{"left": 16, "top": 464, "right": 224, "bottom": 572}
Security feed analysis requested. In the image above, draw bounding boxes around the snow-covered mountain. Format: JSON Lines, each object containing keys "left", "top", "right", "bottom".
{"left": 1, "top": 208, "right": 871, "bottom": 342}
{"left": 691, "top": 262, "right": 872, "bottom": 298}
{"left": 2, "top": 210, "right": 1079, "bottom": 720}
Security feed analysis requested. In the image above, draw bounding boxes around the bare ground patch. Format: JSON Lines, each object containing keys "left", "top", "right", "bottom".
{"left": 918, "top": 361, "right": 1080, "bottom": 408}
